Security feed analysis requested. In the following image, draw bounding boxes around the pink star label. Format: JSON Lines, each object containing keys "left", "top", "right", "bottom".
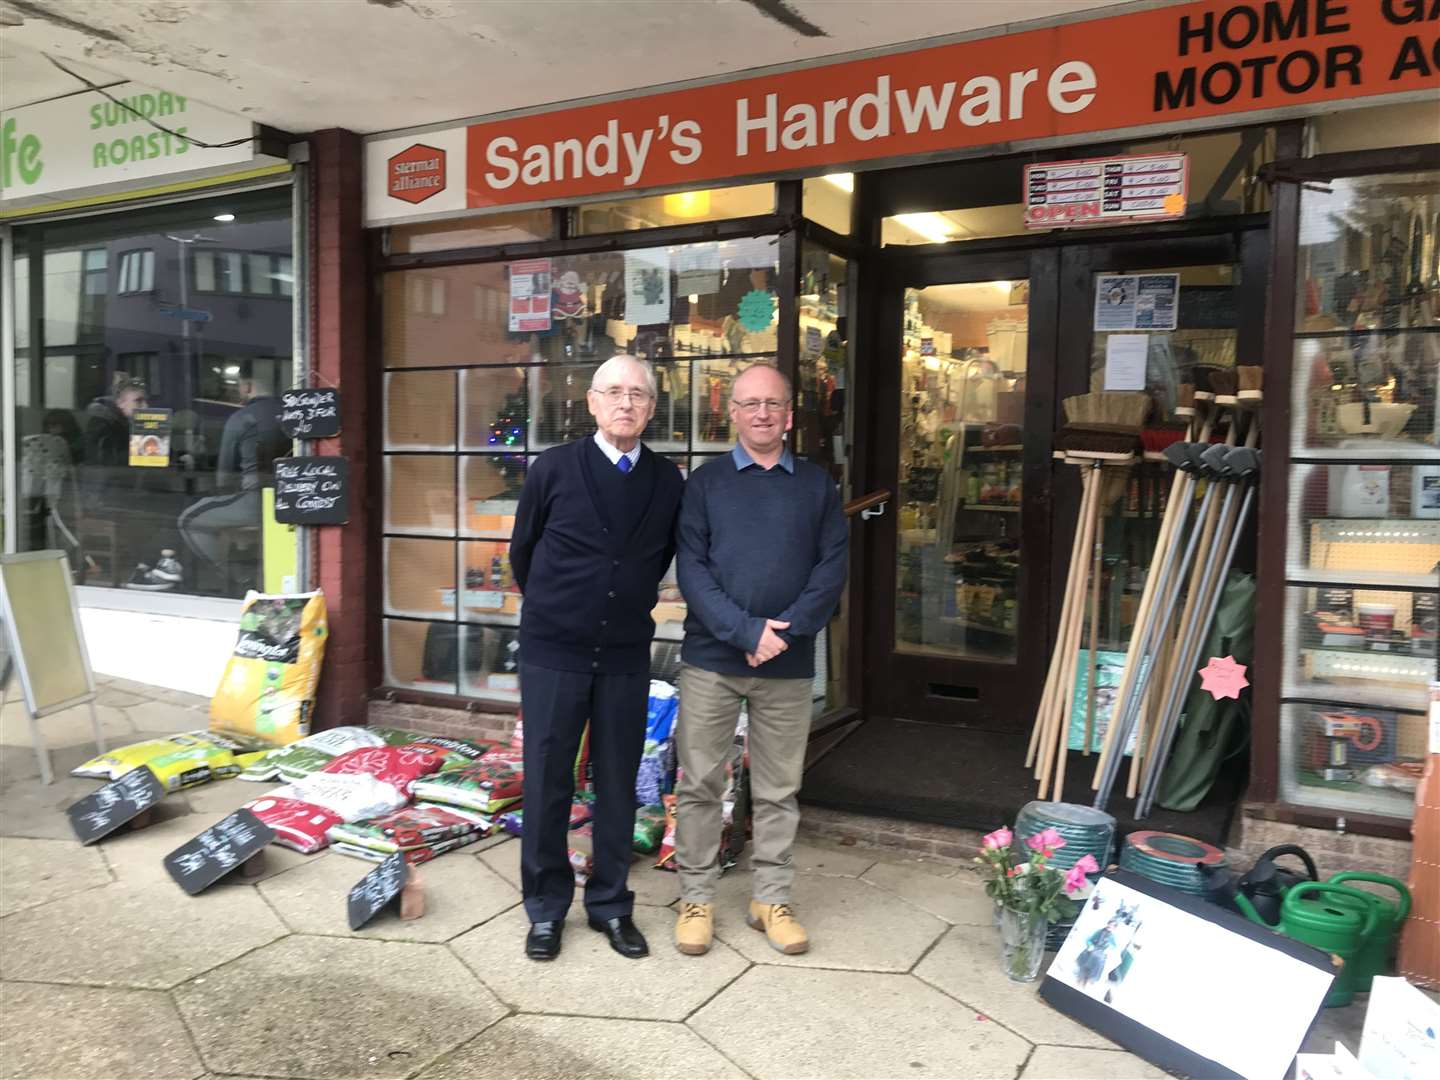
{"left": 1199, "top": 655, "right": 1249, "bottom": 701}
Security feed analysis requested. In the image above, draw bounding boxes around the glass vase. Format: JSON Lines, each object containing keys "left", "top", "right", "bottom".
{"left": 999, "top": 905, "right": 1048, "bottom": 982}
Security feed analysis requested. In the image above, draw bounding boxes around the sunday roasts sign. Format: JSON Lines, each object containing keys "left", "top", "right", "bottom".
{"left": 273, "top": 456, "right": 350, "bottom": 525}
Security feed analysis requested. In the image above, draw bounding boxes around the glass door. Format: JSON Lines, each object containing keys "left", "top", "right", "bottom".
{"left": 870, "top": 251, "right": 1058, "bottom": 729}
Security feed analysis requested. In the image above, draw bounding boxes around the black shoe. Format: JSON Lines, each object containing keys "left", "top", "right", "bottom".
{"left": 588, "top": 915, "right": 649, "bottom": 959}
{"left": 526, "top": 920, "right": 563, "bottom": 961}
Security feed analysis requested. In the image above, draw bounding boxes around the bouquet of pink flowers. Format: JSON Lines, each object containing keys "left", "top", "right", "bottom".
{"left": 974, "top": 825, "right": 1099, "bottom": 922}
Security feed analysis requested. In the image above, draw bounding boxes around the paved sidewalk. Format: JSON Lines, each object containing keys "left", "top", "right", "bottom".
{"left": 2, "top": 679, "right": 1362, "bottom": 1080}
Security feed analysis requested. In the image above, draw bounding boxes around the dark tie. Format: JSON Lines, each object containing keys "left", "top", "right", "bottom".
{"left": 617, "top": 455, "right": 633, "bottom": 474}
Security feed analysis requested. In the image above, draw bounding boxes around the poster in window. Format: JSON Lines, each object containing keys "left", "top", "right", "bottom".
{"left": 508, "top": 258, "right": 552, "bottom": 333}
{"left": 625, "top": 248, "right": 671, "bottom": 326}
{"left": 128, "top": 409, "right": 172, "bottom": 467}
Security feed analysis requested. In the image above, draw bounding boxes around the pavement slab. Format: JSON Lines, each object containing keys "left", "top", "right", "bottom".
{"left": 709, "top": 870, "right": 947, "bottom": 972}
{"left": 0, "top": 836, "right": 111, "bottom": 917}
{"left": 181, "top": 776, "right": 269, "bottom": 816}
{"left": 0, "top": 981, "right": 205, "bottom": 1080}
{"left": 735, "top": 840, "right": 877, "bottom": 878}
{"left": 260, "top": 847, "right": 521, "bottom": 942}
{"left": 124, "top": 700, "right": 209, "bottom": 735}
{"left": 416, "top": 1015, "right": 747, "bottom": 1080}
{"left": 689, "top": 965, "right": 1031, "bottom": 1079}
{"left": 915, "top": 925, "right": 1118, "bottom": 1049}
{"left": 1020, "top": 1045, "right": 1170, "bottom": 1079}
{"left": 860, "top": 861, "right": 997, "bottom": 926}
{"left": 90, "top": 806, "right": 228, "bottom": 886}
{"left": 1, "top": 740, "right": 112, "bottom": 787}
{"left": 478, "top": 836, "right": 680, "bottom": 908}
{"left": 0, "top": 771, "right": 153, "bottom": 841}
{"left": 0, "top": 879, "right": 286, "bottom": 990}
{"left": 1, "top": 701, "right": 135, "bottom": 749}
{"left": 450, "top": 905, "right": 748, "bottom": 1021}
{"left": 173, "top": 935, "right": 505, "bottom": 1080}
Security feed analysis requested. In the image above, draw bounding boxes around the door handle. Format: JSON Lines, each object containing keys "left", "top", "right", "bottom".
{"left": 860, "top": 502, "right": 887, "bottom": 521}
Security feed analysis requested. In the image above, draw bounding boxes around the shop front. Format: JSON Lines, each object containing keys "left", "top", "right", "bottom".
{"left": 1, "top": 78, "right": 300, "bottom": 695}
{"left": 358, "top": 0, "right": 1438, "bottom": 849}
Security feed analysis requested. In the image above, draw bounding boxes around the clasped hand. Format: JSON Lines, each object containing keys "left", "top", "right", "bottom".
{"left": 746, "top": 619, "right": 790, "bottom": 668}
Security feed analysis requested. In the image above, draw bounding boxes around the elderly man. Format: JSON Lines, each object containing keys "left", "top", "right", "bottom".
{"left": 509, "top": 354, "right": 683, "bottom": 961}
{"left": 673, "top": 362, "right": 848, "bottom": 957}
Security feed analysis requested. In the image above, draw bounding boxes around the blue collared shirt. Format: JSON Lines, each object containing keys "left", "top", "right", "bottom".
{"left": 730, "top": 443, "right": 795, "bottom": 474}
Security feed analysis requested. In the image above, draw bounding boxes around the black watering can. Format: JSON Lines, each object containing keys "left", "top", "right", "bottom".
{"left": 1202, "top": 844, "right": 1318, "bottom": 924}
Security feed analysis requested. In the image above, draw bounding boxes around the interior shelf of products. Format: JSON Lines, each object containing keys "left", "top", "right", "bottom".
{"left": 1278, "top": 164, "right": 1439, "bottom": 820}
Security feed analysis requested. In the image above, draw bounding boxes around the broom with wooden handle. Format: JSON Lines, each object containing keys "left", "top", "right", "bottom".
{"left": 1039, "top": 459, "right": 1101, "bottom": 799}
{"left": 1030, "top": 461, "right": 1098, "bottom": 779}
{"left": 1092, "top": 380, "right": 1218, "bottom": 790}
{"left": 1055, "top": 457, "right": 1107, "bottom": 797}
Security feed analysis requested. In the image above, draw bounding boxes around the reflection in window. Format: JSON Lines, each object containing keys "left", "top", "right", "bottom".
{"left": 572, "top": 184, "right": 773, "bottom": 234}
{"left": 11, "top": 187, "right": 295, "bottom": 599}
{"left": 382, "top": 235, "right": 784, "bottom": 703}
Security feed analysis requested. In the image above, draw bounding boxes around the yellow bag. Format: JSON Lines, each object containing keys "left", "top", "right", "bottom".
{"left": 71, "top": 731, "right": 269, "bottom": 791}
{"left": 210, "top": 590, "right": 328, "bottom": 747}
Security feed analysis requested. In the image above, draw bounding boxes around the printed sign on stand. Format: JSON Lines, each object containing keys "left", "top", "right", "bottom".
{"left": 279, "top": 388, "right": 341, "bottom": 440}
{"left": 67, "top": 766, "right": 165, "bottom": 845}
{"left": 1027, "top": 154, "right": 1188, "bottom": 230}
{"left": 128, "top": 409, "right": 172, "bottom": 467}
{"left": 508, "top": 258, "right": 552, "bottom": 332}
{"left": 273, "top": 457, "right": 350, "bottom": 525}
{"left": 347, "top": 851, "right": 408, "bottom": 930}
{"left": 164, "top": 808, "right": 275, "bottom": 895}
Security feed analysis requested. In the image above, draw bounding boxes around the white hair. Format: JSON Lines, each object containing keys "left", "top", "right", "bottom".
{"left": 589, "top": 354, "right": 657, "bottom": 398}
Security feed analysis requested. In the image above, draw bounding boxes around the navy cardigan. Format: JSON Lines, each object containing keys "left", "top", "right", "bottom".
{"left": 510, "top": 438, "right": 683, "bottom": 674}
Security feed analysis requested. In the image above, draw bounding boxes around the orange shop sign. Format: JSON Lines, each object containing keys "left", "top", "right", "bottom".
{"left": 363, "top": 0, "right": 1440, "bottom": 222}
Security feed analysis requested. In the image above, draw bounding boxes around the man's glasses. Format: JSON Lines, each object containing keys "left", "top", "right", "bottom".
{"left": 733, "top": 398, "right": 790, "bottom": 414}
{"left": 593, "top": 388, "right": 653, "bottom": 405}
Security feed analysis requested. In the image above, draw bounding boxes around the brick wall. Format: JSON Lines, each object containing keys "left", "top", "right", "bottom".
{"left": 1228, "top": 808, "right": 1414, "bottom": 883}
{"left": 309, "top": 130, "right": 371, "bottom": 731}
{"left": 369, "top": 698, "right": 519, "bottom": 746}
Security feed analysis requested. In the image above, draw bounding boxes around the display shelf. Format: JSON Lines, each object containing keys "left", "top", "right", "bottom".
{"left": 1287, "top": 649, "right": 1433, "bottom": 712}
{"left": 1284, "top": 567, "right": 1439, "bottom": 590}
{"left": 967, "top": 444, "right": 1024, "bottom": 454}
{"left": 938, "top": 616, "right": 1017, "bottom": 637}
{"left": 1291, "top": 445, "right": 1440, "bottom": 463}
{"left": 960, "top": 503, "right": 1021, "bottom": 513}
{"left": 1295, "top": 327, "right": 1440, "bottom": 338}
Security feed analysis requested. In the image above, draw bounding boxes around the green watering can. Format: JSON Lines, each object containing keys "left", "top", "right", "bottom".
{"left": 1234, "top": 882, "right": 1379, "bottom": 1007}
{"left": 1314, "top": 873, "right": 1412, "bottom": 993}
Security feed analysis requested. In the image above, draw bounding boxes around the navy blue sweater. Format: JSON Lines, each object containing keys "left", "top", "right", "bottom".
{"left": 677, "top": 449, "right": 848, "bottom": 679}
{"left": 510, "top": 438, "right": 683, "bottom": 675}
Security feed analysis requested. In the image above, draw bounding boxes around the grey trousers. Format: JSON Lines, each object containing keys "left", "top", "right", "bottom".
{"left": 675, "top": 663, "right": 812, "bottom": 905}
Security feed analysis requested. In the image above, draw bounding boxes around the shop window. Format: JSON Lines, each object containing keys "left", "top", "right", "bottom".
{"left": 11, "top": 186, "right": 296, "bottom": 600}
{"left": 389, "top": 210, "right": 553, "bottom": 253}
{"left": 883, "top": 205, "right": 1029, "bottom": 246}
{"left": 117, "top": 249, "right": 155, "bottom": 294}
{"left": 804, "top": 174, "right": 853, "bottom": 236}
{"left": 571, "top": 184, "right": 774, "bottom": 234}
{"left": 1280, "top": 167, "right": 1440, "bottom": 822}
{"left": 381, "top": 235, "right": 782, "bottom": 704}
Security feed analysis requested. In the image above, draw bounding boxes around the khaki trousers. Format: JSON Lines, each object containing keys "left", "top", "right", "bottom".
{"left": 675, "top": 663, "right": 812, "bottom": 904}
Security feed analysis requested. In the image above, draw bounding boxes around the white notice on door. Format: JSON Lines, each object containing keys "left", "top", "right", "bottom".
{"left": 1104, "top": 334, "right": 1149, "bottom": 391}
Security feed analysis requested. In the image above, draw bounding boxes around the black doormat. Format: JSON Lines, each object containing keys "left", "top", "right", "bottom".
{"left": 800, "top": 717, "right": 1246, "bottom": 847}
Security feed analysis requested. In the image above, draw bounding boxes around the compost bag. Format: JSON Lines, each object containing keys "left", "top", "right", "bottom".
{"left": 210, "top": 590, "right": 328, "bottom": 747}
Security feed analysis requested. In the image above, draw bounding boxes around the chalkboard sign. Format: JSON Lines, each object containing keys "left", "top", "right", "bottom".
{"left": 347, "top": 851, "right": 408, "bottom": 930}
{"left": 273, "top": 456, "right": 350, "bottom": 525}
{"left": 279, "top": 388, "right": 341, "bottom": 440}
{"left": 68, "top": 766, "right": 165, "bottom": 845}
{"left": 164, "top": 808, "right": 275, "bottom": 895}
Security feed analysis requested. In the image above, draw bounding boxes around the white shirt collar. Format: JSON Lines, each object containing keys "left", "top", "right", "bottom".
{"left": 593, "top": 431, "right": 641, "bottom": 467}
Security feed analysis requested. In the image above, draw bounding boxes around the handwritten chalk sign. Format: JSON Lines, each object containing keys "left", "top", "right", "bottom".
{"left": 164, "top": 808, "right": 275, "bottom": 895}
{"left": 273, "top": 456, "right": 350, "bottom": 526}
{"left": 348, "top": 851, "right": 407, "bottom": 930}
{"left": 68, "top": 766, "right": 165, "bottom": 845}
{"left": 279, "top": 388, "right": 341, "bottom": 440}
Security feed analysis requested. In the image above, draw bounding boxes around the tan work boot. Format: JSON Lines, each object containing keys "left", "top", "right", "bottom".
{"left": 747, "top": 900, "right": 809, "bottom": 954}
{"left": 675, "top": 902, "right": 714, "bottom": 956}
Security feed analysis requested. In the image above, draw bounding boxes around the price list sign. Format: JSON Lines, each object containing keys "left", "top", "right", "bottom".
{"left": 68, "top": 766, "right": 165, "bottom": 845}
{"left": 164, "top": 809, "right": 275, "bottom": 895}
{"left": 347, "top": 852, "right": 408, "bottom": 930}
{"left": 1025, "top": 153, "right": 1188, "bottom": 230}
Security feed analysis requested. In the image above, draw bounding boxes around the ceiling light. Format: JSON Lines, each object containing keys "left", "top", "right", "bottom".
{"left": 893, "top": 212, "right": 957, "bottom": 245}
{"left": 224, "top": 365, "right": 241, "bottom": 375}
{"left": 663, "top": 190, "right": 711, "bottom": 218}
{"left": 823, "top": 173, "right": 854, "bottom": 193}
{"left": 688, "top": 294, "right": 699, "bottom": 304}
{"left": 213, "top": 213, "right": 235, "bottom": 222}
